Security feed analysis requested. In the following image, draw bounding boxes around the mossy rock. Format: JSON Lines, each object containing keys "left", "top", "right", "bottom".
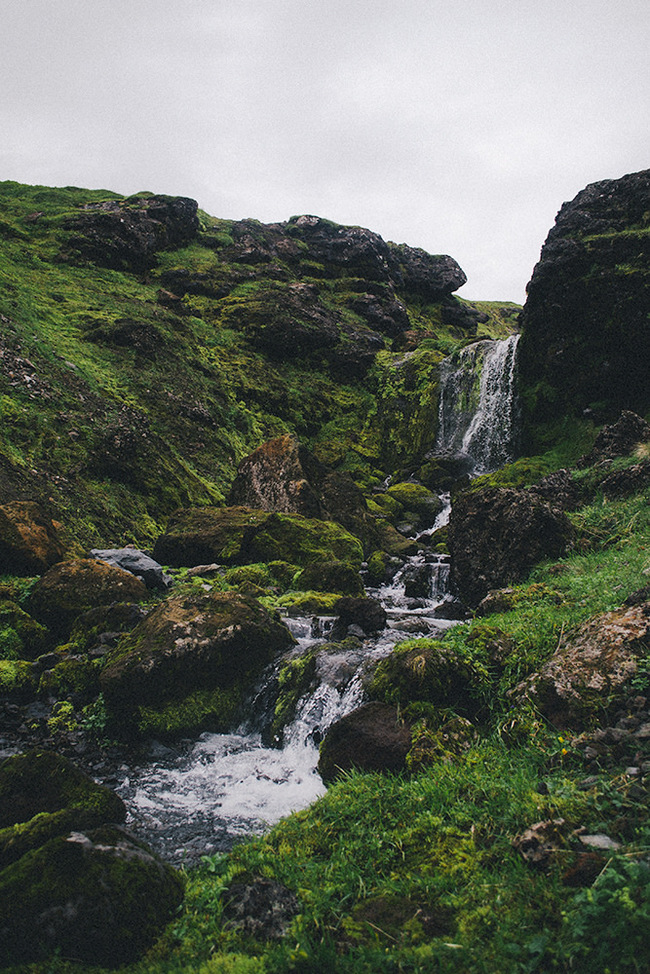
{"left": 0, "top": 825, "right": 184, "bottom": 966}
{"left": 367, "top": 640, "right": 490, "bottom": 719}
{"left": 0, "top": 659, "right": 37, "bottom": 699}
{"left": 26, "top": 558, "right": 148, "bottom": 641}
{"left": 386, "top": 482, "right": 443, "bottom": 518}
{"left": 0, "top": 749, "right": 127, "bottom": 829}
{"left": 153, "top": 506, "right": 363, "bottom": 570}
{"left": 38, "top": 655, "right": 101, "bottom": 699}
{"left": 100, "top": 590, "right": 295, "bottom": 738}
{"left": 0, "top": 599, "right": 48, "bottom": 658}
{"left": 294, "top": 560, "right": 365, "bottom": 596}
{"left": 275, "top": 591, "right": 343, "bottom": 616}
{"left": 271, "top": 651, "right": 318, "bottom": 744}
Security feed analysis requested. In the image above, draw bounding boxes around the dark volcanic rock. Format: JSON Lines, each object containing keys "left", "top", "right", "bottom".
{"left": 63, "top": 194, "right": 199, "bottom": 272}
{"left": 578, "top": 410, "right": 650, "bottom": 467}
{"left": 332, "top": 596, "right": 387, "bottom": 636}
{"left": 318, "top": 701, "right": 412, "bottom": 784}
{"left": 223, "top": 876, "right": 300, "bottom": 940}
{"left": 518, "top": 170, "right": 650, "bottom": 436}
{"left": 447, "top": 487, "right": 574, "bottom": 607}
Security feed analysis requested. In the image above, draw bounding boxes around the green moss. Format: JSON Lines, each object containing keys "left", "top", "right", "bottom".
{"left": 275, "top": 591, "right": 342, "bottom": 616}
{"left": 137, "top": 686, "right": 243, "bottom": 738}
{"left": 271, "top": 651, "right": 318, "bottom": 743}
{"left": 0, "top": 659, "right": 37, "bottom": 697}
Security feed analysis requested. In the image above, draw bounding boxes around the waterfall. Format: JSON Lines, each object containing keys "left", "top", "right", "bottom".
{"left": 436, "top": 333, "right": 520, "bottom": 475}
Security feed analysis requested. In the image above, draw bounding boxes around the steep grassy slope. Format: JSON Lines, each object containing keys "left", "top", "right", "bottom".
{"left": 0, "top": 181, "right": 516, "bottom": 549}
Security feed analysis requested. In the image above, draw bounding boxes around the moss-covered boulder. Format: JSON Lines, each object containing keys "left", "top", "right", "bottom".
{"left": 100, "top": 590, "right": 295, "bottom": 737}
{"left": 0, "top": 825, "right": 184, "bottom": 967}
{"left": 0, "top": 500, "right": 66, "bottom": 575}
{"left": 318, "top": 702, "right": 412, "bottom": 784}
{"left": 0, "top": 658, "right": 38, "bottom": 699}
{"left": 0, "top": 749, "right": 126, "bottom": 830}
{"left": 153, "top": 506, "right": 363, "bottom": 570}
{"left": 367, "top": 640, "right": 489, "bottom": 719}
{"left": 26, "top": 558, "right": 148, "bottom": 641}
{"left": 386, "top": 482, "right": 443, "bottom": 519}
{"left": 0, "top": 599, "right": 47, "bottom": 658}
{"left": 294, "top": 560, "right": 365, "bottom": 596}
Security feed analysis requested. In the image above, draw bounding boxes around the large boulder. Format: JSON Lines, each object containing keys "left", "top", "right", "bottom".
{"left": 578, "top": 410, "right": 650, "bottom": 467}
{"left": 0, "top": 825, "right": 184, "bottom": 967}
{"left": 518, "top": 170, "right": 650, "bottom": 439}
{"left": 447, "top": 487, "right": 574, "bottom": 607}
{"left": 100, "top": 590, "right": 295, "bottom": 737}
{"left": 63, "top": 194, "right": 199, "bottom": 272}
{"left": 511, "top": 601, "right": 650, "bottom": 728}
{"left": 227, "top": 435, "right": 381, "bottom": 550}
{"left": 89, "top": 547, "right": 171, "bottom": 590}
{"left": 26, "top": 558, "right": 148, "bottom": 640}
{"left": 0, "top": 500, "right": 65, "bottom": 575}
{"left": 318, "top": 701, "right": 412, "bottom": 784}
{"left": 152, "top": 506, "right": 363, "bottom": 570}
{"left": 0, "top": 750, "right": 126, "bottom": 867}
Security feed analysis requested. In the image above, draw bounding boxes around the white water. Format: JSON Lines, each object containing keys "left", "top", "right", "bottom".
{"left": 436, "top": 334, "right": 520, "bottom": 475}
{"left": 114, "top": 503, "right": 455, "bottom": 864}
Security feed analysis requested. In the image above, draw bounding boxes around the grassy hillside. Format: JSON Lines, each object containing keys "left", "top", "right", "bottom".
{"left": 0, "top": 181, "right": 516, "bottom": 550}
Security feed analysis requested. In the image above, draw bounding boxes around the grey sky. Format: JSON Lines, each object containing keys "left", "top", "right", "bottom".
{"left": 2, "top": 0, "right": 648, "bottom": 303}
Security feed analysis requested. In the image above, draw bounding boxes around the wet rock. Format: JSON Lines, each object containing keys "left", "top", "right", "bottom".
{"left": 0, "top": 500, "right": 65, "bottom": 575}
{"left": 223, "top": 876, "right": 300, "bottom": 940}
{"left": 0, "top": 825, "right": 184, "bottom": 966}
{"left": 318, "top": 701, "right": 412, "bottom": 784}
{"left": 26, "top": 559, "right": 148, "bottom": 641}
{"left": 90, "top": 547, "right": 172, "bottom": 590}
{"left": 100, "top": 590, "right": 295, "bottom": 738}
{"left": 331, "top": 596, "right": 387, "bottom": 637}
{"left": 511, "top": 601, "right": 650, "bottom": 728}
{"left": 448, "top": 486, "right": 574, "bottom": 607}
{"left": 0, "top": 599, "right": 47, "bottom": 658}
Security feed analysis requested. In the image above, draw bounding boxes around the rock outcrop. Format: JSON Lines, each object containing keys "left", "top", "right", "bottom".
{"left": 518, "top": 169, "right": 650, "bottom": 438}
{"left": 63, "top": 194, "right": 199, "bottom": 272}
{"left": 511, "top": 601, "right": 650, "bottom": 728}
{"left": 447, "top": 487, "right": 574, "bottom": 607}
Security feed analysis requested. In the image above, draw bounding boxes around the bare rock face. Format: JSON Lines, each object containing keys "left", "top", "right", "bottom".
{"left": 447, "top": 487, "right": 574, "bottom": 607}
{"left": 518, "top": 170, "right": 650, "bottom": 435}
{"left": 578, "top": 410, "right": 650, "bottom": 467}
{"left": 511, "top": 601, "right": 650, "bottom": 728}
{"left": 0, "top": 500, "right": 65, "bottom": 575}
{"left": 317, "top": 701, "right": 412, "bottom": 783}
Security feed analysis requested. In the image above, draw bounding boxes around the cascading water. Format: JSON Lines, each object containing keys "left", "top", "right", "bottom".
{"left": 108, "top": 344, "right": 521, "bottom": 864}
{"left": 436, "top": 333, "right": 520, "bottom": 475}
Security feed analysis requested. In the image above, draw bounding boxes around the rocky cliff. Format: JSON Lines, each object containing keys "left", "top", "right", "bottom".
{"left": 518, "top": 169, "right": 650, "bottom": 449}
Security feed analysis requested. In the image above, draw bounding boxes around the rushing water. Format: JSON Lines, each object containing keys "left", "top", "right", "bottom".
{"left": 113, "top": 500, "right": 455, "bottom": 865}
{"left": 112, "top": 336, "right": 521, "bottom": 863}
{"left": 436, "top": 334, "right": 520, "bottom": 475}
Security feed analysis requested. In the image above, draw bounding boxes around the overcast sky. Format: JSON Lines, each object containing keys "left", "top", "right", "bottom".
{"left": 2, "top": 0, "right": 648, "bottom": 303}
